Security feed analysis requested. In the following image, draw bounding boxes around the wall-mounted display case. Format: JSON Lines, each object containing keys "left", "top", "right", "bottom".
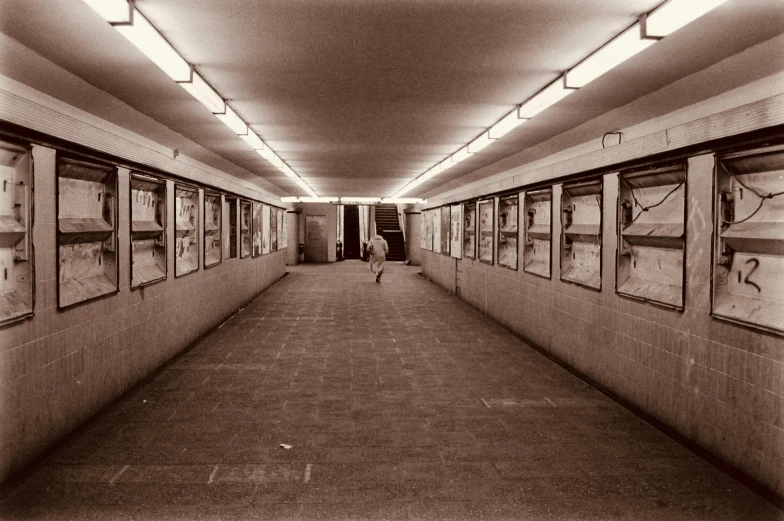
{"left": 225, "top": 197, "right": 238, "bottom": 260}
{"left": 450, "top": 204, "right": 462, "bottom": 259}
{"left": 561, "top": 179, "right": 602, "bottom": 289}
{"left": 174, "top": 185, "right": 199, "bottom": 277}
{"left": 432, "top": 208, "right": 441, "bottom": 254}
{"left": 270, "top": 205, "right": 278, "bottom": 252}
{"left": 423, "top": 210, "right": 433, "bottom": 251}
{"left": 463, "top": 202, "right": 476, "bottom": 259}
{"left": 203, "top": 191, "right": 222, "bottom": 268}
{"left": 57, "top": 157, "right": 118, "bottom": 308}
{"left": 252, "top": 201, "right": 264, "bottom": 257}
{"left": 262, "top": 203, "right": 271, "bottom": 254}
{"left": 478, "top": 199, "right": 494, "bottom": 264}
{"left": 240, "top": 200, "right": 251, "bottom": 258}
{"left": 440, "top": 206, "right": 450, "bottom": 255}
{"left": 618, "top": 166, "right": 685, "bottom": 309}
{"left": 130, "top": 173, "right": 166, "bottom": 288}
{"left": 713, "top": 147, "right": 784, "bottom": 335}
{"left": 279, "top": 208, "right": 288, "bottom": 249}
{"left": 523, "top": 188, "right": 551, "bottom": 278}
{"left": 0, "top": 142, "right": 33, "bottom": 324}
{"left": 497, "top": 195, "right": 519, "bottom": 270}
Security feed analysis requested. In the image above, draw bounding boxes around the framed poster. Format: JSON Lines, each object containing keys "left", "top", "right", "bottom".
{"left": 478, "top": 199, "right": 494, "bottom": 264}
{"left": 262, "top": 203, "right": 271, "bottom": 254}
{"left": 497, "top": 195, "right": 519, "bottom": 270}
{"left": 280, "top": 209, "right": 288, "bottom": 249}
{"left": 450, "top": 204, "right": 462, "bottom": 259}
{"left": 270, "top": 205, "right": 278, "bottom": 252}
{"left": 252, "top": 201, "right": 263, "bottom": 257}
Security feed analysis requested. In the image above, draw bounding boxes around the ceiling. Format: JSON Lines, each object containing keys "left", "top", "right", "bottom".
{"left": 0, "top": 0, "right": 783, "bottom": 197}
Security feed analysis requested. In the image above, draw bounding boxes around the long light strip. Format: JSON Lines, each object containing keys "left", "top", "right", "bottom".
{"left": 82, "top": 0, "right": 318, "bottom": 197}
{"left": 281, "top": 197, "right": 426, "bottom": 204}
{"left": 392, "top": 0, "right": 726, "bottom": 198}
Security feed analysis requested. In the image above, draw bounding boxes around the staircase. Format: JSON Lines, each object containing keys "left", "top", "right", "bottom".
{"left": 343, "top": 205, "right": 361, "bottom": 259}
{"left": 374, "top": 204, "right": 406, "bottom": 261}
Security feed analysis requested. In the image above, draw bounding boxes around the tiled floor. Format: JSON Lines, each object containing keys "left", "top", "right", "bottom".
{"left": 1, "top": 262, "right": 781, "bottom": 520}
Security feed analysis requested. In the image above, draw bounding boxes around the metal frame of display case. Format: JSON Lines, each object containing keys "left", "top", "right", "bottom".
{"left": 477, "top": 198, "right": 494, "bottom": 265}
{"left": 463, "top": 201, "right": 476, "bottom": 259}
{"left": 240, "top": 199, "right": 252, "bottom": 258}
{"left": 617, "top": 164, "right": 687, "bottom": 310}
{"left": 203, "top": 190, "right": 222, "bottom": 269}
{"left": 129, "top": 172, "right": 167, "bottom": 289}
{"left": 712, "top": 144, "right": 784, "bottom": 336}
{"left": 0, "top": 140, "right": 34, "bottom": 325}
{"left": 56, "top": 155, "right": 119, "bottom": 309}
{"left": 497, "top": 194, "right": 519, "bottom": 270}
{"left": 174, "top": 183, "right": 199, "bottom": 278}
{"left": 560, "top": 178, "right": 603, "bottom": 290}
{"left": 523, "top": 188, "right": 553, "bottom": 279}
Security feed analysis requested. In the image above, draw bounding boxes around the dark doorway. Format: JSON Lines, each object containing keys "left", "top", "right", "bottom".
{"left": 343, "top": 205, "right": 361, "bottom": 259}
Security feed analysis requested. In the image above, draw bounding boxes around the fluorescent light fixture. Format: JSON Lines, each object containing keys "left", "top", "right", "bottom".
{"left": 645, "top": 0, "right": 728, "bottom": 37}
{"left": 179, "top": 70, "right": 224, "bottom": 113}
{"left": 82, "top": 0, "right": 132, "bottom": 23}
{"left": 300, "top": 197, "right": 338, "bottom": 203}
{"left": 452, "top": 146, "right": 470, "bottom": 164}
{"left": 467, "top": 132, "right": 493, "bottom": 153}
{"left": 295, "top": 179, "right": 318, "bottom": 198}
{"left": 518, "top": 77, "right": 576, "bottom": 118}
{"left": 566, "top": 22, "right": 654, "bottom": 88}
{"left": 257, "top": 147, "right": 274, "bottom": 161}
{"left": 439, "top": 159, "right": 454, "bottom": 172}
{"left": 240, "top": 128, "right": 265, "bottom": 150}
{"left": 281, "top": 197, "right": 300, "bottom": 203}
{"left": 340, "top": 197, "right": 381, "bottom": 203}
{"left": 381, "top": 198, "right": 426, "bottom": 204}
{"left": 115, "top": 9, "right": 191, "bottom": 81}
{"left": 271, "top": 153, "right": 283, "bottom": 168}
{"left": 280, "top": 164, "right": 296, "bottom": 178}
{"left": 215, "top": 105, "right": 248, "bottom": 135}
{"left": 488, "top": 109, "right": 526, "bottom": 139}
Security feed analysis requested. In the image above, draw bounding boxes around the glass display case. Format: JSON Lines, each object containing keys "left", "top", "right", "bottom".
{"left": 240, "top": 200, "right": 251, "bottom": 258}
{"left": 252, "top": 201, "right": 263, "bottom": 257}
{"left": 561, "top": 179, "right": 602, "bottom": 289}
{"left": 423, "top": 210, "right": 433, "bottom": 251}
{"left": 618, "top": 166, "right": 685, "bottom": 309}
{"left": 713, "top": 146, "right": 784, "bottom": 335}
{"left": 262, "top": 203, "right": 271, "bottom": 254}
{"left": 224, "top": 197, "right": 238, "bottom": 260}
{"left": 279, "top": 208, "right": 288, "bottom": 249}
{"left": 174, "top": 185, "right": 199, "bottom": 277}
{"left": 440, "top": 206, "right": 450, "bottom": 255}
{"left": 0, "top": 141, "right": 33, "bottom": 324}
{"left": 463, "top": 202, "right": 476, "bottom": 259}
{"left": 478, "top": 199, "right": 494, "bottom": 264}
{"left": 497, "top": 195, "right": 519, "bottom": 270}
{"left": 130, "top": 173, "right": 166, "bottom": 288}
{"left": 57, "top": 156, "right": 118, "bottom": 308}
{"left": 204, "top": 191, "right": 222, "bottom": 268}
{"left": 523, "top": 188, "right": 552, "bottom": 278}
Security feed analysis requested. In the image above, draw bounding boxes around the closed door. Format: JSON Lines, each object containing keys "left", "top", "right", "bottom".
{"left": 304, "top": 215, "right": 328, "bottom": 262}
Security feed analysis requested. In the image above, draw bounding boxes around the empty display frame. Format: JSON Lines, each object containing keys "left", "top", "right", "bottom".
{"left": 561, "top": 179, "right": 602, "bottom": 289}
{"left": 713, "top": 146, "right": 784, "bottom": 335}
{"left": 617, "top": 165, "right": 685, "bottom": 309}
{"left": 0, "top": 141, "right": 33, "bottom": 324}
{"left": 57, "top": 156, "right": 118, "bottom": 308}
{"left": 523, "top": 188, "right": 552, "bottom": 278}
{"left": 478, "top": 199, "right": 493, "bottom": 264}
{"left": 497, "top": 195, "right": 519, "bottom": 270}
{"left": 174, "top": 185, "right": 199, "bottom": 277}
{"left": 130, "top": 173, "right": 166, "bottom": 288}
{"left": 204, "top": 191, "right": 222, "bottom": 268}
{"left": 463, "top": 202, "right": 476, "bottom": 259}
{"left": 240, "top": 200, "right": 252, "bottom": 258}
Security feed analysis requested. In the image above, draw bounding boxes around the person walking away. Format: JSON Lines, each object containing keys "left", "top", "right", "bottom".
{"left": 368, "top": 234, "right": 389, "bottom": 283}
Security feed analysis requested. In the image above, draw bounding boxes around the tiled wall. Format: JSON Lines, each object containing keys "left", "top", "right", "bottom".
{"left": 421, "top": 154, "right": 784, "bottom": 500}
{"left": 0, "top": 145, "right": 286, "bottom": 484}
